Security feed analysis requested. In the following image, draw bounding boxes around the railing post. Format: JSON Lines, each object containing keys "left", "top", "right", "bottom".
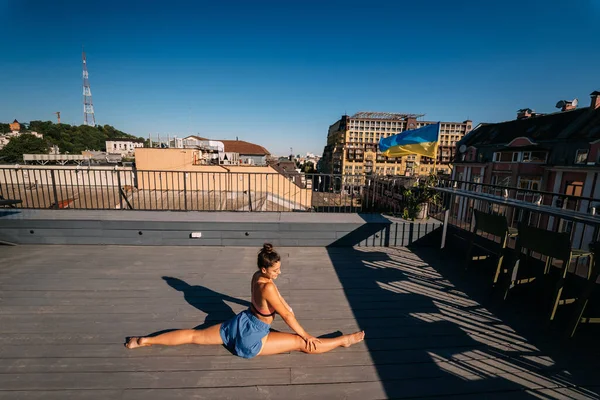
{"left": 247, "top": 173, "right": 253, "bottom": 212}
{"left": 350, "top": 175, "right": 354, "bottom": 212}
{"left": 183, "top": 172, "right": 188, "bottom": 211}
{"left": 50, "top": 169, "right": 59, "bottom": 209}
{"left": 371, "top": 176, "right": 377, "bottom": 211}
{"left": 116, "top": 170, "right": 123, "bottom": 210}
{"left": 440, "top": 208, "right": 450, "bottom": 249}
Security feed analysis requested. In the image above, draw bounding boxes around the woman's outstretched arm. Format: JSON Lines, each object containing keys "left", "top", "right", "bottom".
{"left": 262, "top": 283, "right": 320, "bottom": 350}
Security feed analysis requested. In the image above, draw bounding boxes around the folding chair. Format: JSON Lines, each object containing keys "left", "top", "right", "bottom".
{"left": 567, "top": 241, "right": 600, "bottom": 337}
{"left": 465, "top": 209, "right": 518, "bottom": 285}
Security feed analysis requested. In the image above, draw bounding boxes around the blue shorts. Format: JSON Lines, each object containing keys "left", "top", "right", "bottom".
{"left": 220, "top": 309, "right": 270, "bottom": 359}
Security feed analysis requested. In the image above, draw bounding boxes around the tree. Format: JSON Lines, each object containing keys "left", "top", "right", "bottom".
{"left": 0, "top": 134, "right": 49, "bottom": 163}
{"left": 302, "top": 161, "right": 316, "bottom": 173}
{"left": 25, "top": 120, "right": 141, "bottom": 154}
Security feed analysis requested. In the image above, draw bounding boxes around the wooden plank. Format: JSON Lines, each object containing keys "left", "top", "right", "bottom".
{"left": 118, "top": 383, "right": 388, "bottom": 400}
{"left": 115, "top": 379, "right": 599, "bottom": 400}
{"left": 0, "top": 369, "right": 291, "bottom": 390}
{"left": 0, "top": 346, "right": 514, "bottom": 374}
{"left": 291, "top": 356, "right": 599, "bottom": 385}
{"left": 415, "top": 388, "right": 600, "bottom": 400}
{"left": 0, "top": 228, "right": 222, "bottom": 239}
{"left": 2, "top": 385, "right": 597, "bottom": 400}
{"left": 0, "top": 390, "right": 122, "bottom": 400}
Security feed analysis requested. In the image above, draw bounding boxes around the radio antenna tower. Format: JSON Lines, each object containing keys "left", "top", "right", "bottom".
{"left": 82, "top": 48, "right": 96, "bottom": 126}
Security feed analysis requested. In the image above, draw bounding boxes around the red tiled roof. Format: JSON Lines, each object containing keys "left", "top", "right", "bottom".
{"left": 220, "top": 140, "right": 270, "bottom": 155}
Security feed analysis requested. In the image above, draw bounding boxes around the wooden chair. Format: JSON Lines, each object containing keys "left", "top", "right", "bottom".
{"left": 465, "top": 209, "right": 518, "bottom": 285}
{"left": 567, "top": 241, "right": 600, "bottom": 338}
{"left": 505, "top": 224, "right": 594, "bottom": 321}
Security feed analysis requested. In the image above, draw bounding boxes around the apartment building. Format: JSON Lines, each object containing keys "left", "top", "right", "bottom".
{"left": 453, "top": 90, "right": 600, "bottom": 248}
{"left": 321, "top": 112, "right": 472, "bottom": 178}
{"left": 454, "top": 91, "right": 600, "bottom": 190}
{"left": 106, "top": 138, "right": 145, "bottom": 157}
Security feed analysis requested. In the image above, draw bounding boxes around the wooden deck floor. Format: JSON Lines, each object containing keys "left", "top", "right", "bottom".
{"left": 1, "top": 244, "right": 599, "bottom": 399}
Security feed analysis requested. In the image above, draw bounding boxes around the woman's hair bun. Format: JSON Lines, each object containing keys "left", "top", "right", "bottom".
{"left": 257, "top": 243, "right": 280, "bottom": 269}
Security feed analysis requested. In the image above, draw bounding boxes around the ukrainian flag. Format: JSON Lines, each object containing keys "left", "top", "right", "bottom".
{"left": 379, "top": 123, "right": 440, "bottom": 158}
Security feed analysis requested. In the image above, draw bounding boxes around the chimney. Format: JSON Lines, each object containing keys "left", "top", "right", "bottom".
{"left": 591, "top": 91, "right": 600, "bottom": 110}
{"left": 517, "top": 108, "right": 533, "bottom": 119}
{"left": 556, "top": 98, "right": 578, "bottom": 112}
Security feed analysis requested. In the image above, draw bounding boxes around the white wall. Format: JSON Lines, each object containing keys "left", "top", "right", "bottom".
{"left": 106, "top": 141, "right": 144, "bottom": 156}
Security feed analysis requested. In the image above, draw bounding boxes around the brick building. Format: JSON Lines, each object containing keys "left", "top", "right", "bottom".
{"left": 453, "top": 90, "right": 600, "bottom": 245}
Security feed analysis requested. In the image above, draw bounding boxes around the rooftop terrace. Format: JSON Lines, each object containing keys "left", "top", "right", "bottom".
{"left": 1, "top": 242, "right": 599, "bottom": 399}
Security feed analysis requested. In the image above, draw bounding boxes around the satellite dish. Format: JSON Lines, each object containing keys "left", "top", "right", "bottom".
{"left": 555, "top": 100, "right": 566, "bottom": 109}
{"left": 459, "top": 144, "right": 467, "bottom": 153}
{"left": 572, "top": 98, "right": 578, "bottom": 107}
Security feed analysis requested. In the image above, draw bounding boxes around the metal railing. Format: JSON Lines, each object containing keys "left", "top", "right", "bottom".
{"left": 2, "top": 165, "right": 597, "bottom": 237}
{"left": 363, "top": 176, "right": 600, "bottom": 251}
{"left": 432, "top": 186, "right": 600, "bottom": 253}
{"left": 440, "top": 179, "right": 599, "bottom": 214}
{"left": 0, "top": 166, "right": 379, "bottom": 213}
{"left": 362, "top": 175, "right": 427, "bottom": 215}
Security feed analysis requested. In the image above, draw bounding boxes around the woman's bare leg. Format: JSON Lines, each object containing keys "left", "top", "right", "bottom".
{"left": 126, "top": 323, "right": 223, "bottom": 349}
{"left": 258, "top": 330, "right": 364, "bottom": 356}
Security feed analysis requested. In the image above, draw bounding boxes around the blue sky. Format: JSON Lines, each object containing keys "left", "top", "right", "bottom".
{"left": 1, "top": 0, "right": 599, "bottom": 156}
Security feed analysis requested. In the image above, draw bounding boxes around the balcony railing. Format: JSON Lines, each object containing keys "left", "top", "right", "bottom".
{"left": 364, "top": 176, "right": 600, "bottom": 252}
{"left": 0, "top": 167, "right": 372, "bottom": 213}
{"left": 4, "top": 165, "right": 598, "bottom": 240}
{"left": 440, "top": 179, "right": 599, "bottom": 213}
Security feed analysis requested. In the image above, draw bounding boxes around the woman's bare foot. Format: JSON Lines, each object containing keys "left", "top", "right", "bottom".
{"left": 125, "top": 337, "right": 151, "bottom": 349}
{"left": 343, "top": 331, "right": 365, "bottom": 347}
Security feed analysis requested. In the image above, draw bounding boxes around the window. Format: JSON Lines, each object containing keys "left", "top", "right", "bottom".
{"left": 493, "top": 152, "right": 516, "bottom": 162}
{"left": 522, "top": 151, "right": 547, "bottom": 163}
{"left": 491, "top": 175, "right": 512, "bottom": 187}
{"left": 575, "top": 149, "right": 589, "bottom": 164}
{"left": 518, "top": 177, "right": 542, "bottom": 191}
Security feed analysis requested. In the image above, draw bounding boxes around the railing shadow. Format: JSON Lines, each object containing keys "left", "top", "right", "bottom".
{"left": 411, "top": 231, "right": 600, "bottom": 397}
{"left": 325, "top": 215, "right": 600, "bottom": 399}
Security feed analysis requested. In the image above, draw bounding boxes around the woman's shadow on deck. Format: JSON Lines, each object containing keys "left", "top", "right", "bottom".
{"left": 143, "top": 276, "right": 251, "bottom": 338}
{"left": 163, "top": 276, "right": 251, "bottom": 329}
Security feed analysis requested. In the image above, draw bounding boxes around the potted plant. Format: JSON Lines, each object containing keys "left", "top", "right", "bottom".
{"left": 402, "top": 174, "right": 441, "bottom": 220}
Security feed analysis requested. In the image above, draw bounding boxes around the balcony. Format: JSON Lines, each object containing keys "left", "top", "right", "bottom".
{"left": 1, "top": 172, "right": 600, "bottom": 399}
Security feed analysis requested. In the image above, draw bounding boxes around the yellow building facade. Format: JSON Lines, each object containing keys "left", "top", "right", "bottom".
{"left": 322, "top": 112, "right": 472, "bottom": 178}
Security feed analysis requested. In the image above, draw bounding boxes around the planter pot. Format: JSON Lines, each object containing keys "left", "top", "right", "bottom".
{"left": 416, "top": 202, "right": 429, "bottom": 219}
